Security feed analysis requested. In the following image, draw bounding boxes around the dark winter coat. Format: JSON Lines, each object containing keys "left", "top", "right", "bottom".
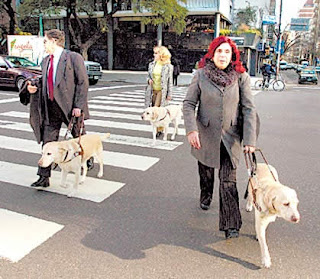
{"left": 19, "top": 50, "right": 89, "bottom": 143}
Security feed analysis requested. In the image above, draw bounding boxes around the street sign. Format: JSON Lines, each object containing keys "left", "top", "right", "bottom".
{"left": 262, "top": 15, "right": 277, "bottom": 25}
{"left": 290, "top": 18, "right": 310, "bottom": 31}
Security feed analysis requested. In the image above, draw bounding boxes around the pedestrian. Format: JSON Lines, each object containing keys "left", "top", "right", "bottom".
{"left": 20, "top": 29, "right": 93, "bottom": 188}
{"left": 145, "top": 45, "right": 173, "bottom": 136}
{"left": 183, "top": 36, "right": 259, "bottom": 239}
{"left": 172, "top": 57, "right": 180, "bottom": 86}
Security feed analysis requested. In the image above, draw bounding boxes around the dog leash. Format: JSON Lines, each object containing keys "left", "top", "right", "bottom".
{"left": 63, "top": 112, "right": 85, "bottom": 160}
{"left": 243, "top": 148, "right": 277, "bottom": 212}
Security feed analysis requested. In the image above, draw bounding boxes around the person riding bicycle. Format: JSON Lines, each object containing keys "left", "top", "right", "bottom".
{"left": 261, "top": 63, "right": 275, "bottom": 88}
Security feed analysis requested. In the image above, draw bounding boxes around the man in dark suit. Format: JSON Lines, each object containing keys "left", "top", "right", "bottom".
{"left": 26, "top": 29, "right": 92, "bottom": 187}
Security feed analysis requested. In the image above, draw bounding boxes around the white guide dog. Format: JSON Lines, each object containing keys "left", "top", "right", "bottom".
{"left": 141, "top": 105, "right": 182, "bottom": 145}
{"left": 246, "top": 163, "right": 300, "bottom": 268}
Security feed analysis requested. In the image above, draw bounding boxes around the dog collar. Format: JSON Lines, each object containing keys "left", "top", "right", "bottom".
{"left": 158, "top": 108, "right": 170, "bottom": 121}
{"left": 62, "top": 143, "right": 84, "bottom": 163}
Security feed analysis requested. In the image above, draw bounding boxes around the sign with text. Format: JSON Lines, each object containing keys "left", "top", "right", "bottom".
{"left": 290, "top": 18, "right": 310, "bottom": 31}
{"left": 262, "top": 15, "right": 277, "bottom": 25}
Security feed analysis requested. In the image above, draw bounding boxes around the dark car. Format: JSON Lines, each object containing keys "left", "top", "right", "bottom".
{"left": 298, "top": 68, "right": 318, "bottom": 85}
{"left": 0, "top": 55, "right": 42, "bottom": 90}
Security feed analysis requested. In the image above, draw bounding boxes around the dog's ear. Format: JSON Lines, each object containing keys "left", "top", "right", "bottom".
{"left": 152, "top": 110, "right": 159, "bottom": 121}
{"left": 264, "top": 192, "right": 277, "bottom": 212}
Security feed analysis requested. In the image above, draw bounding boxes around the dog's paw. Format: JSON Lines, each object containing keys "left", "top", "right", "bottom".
{"left": 170, "top": 135, "right": 175, "bottom": 141}
{"left": 60, "top": 183, "right": 68, "bottom": 189}
{"left": 262, "top": 256, "right": 272, "bottom": 268}
{"left": 246, "top": 202, "right": 253, "bottom": 212}
{"left": 97, "top": 172, "right": 103, "bottom": 178}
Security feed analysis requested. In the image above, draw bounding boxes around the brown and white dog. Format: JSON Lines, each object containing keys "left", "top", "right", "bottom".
{"left": 38, "top": 133, "right": 110, "bottom": 197}
{"left": 246, "top": 163, "right": 300, "bottom": 268}
{"left": 141, "top": 105, "right": 182, "bottom": 145}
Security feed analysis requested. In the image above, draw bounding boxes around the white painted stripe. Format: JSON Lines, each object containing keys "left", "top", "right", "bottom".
{"left": 89, "top": 99, "right": 144, "bottom": 107}
{"left": 88, "top": 85, "right": 144, "bottom": 92}
{"left": 0, "top": 93, "right": 17, "bottom": 96}
{"left": 95, "top": 95, "right": 144, "bottom": 100}
{"left": 89, "top": 104, "right": 143, "bottom": 113}
{"left": 85, "top": 119, "right": 186, "bottom": 135}
{"left": 90, "top": 110, "right": 142, "bottom": 120}
{"left": 0, "top": 98, "right": 19, "bottom": 104}
{"left": 0, "top": 208, "right": 64, "bottom": 262}
{"left": 0, "top": 161, "right": 125, "bottom": 203}
{"left": 0, "top": 117, "right": 183, "bottom": 150}
{"left": 0, "top": 135, "right": 159, "bottom": 170}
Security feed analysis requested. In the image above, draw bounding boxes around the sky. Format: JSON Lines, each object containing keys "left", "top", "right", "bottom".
{"left": 279, "top": 0, "right": 306, "bottom": 27}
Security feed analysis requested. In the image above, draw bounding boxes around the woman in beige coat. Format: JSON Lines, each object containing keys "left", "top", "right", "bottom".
{"left": 145, "top": 46, "right": 173, "bottom": 136}
{"left": 183, "top": 36, "right": 258, "bottom": 239}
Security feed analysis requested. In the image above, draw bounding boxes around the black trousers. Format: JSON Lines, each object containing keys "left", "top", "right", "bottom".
{"left": 198, "top": 143, "right": 242, "bottom": 231}
{"left": 37, "top": 99, "right": 86, "bottom": 177}
{"left": 173, "top": 75, "right": 178, "bottom": 86}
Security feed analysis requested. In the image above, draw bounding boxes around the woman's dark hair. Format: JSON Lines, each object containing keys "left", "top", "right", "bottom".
{"left": 45, "top": 29, "right": 65, "bottom": 47}
{"left": 198, "top": 36, "right": 245, "bottom": 73}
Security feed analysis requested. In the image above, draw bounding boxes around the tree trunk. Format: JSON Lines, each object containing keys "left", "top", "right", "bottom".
{"left": 4, "top": 0, "right": 16, "bottom": 34}
{"left": 80, "top": 46, "right": 89, "bottom": 60}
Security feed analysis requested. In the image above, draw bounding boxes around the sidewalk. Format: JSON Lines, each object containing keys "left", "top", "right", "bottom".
{"left": 101, "top": 70, "right": 260, "bottom": 88}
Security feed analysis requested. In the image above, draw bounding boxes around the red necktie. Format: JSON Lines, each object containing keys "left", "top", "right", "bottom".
{"left": 48, "top": 55, "right": 54, "bottom": 101}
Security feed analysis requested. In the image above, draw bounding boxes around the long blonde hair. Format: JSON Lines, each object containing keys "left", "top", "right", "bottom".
{"left": 158, "top": 46, "right": 171, "bottom": 64}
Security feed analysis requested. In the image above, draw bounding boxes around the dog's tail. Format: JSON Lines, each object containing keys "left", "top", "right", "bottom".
{"left": 101, "top": 133, "right": 111, "bottom": 140}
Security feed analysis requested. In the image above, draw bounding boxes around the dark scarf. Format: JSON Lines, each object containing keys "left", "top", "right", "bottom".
{"left": 204, "top": 59, "right": 239, "bottom": 87}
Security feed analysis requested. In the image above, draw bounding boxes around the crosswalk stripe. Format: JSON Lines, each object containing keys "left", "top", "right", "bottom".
{"left": 89, "top": 99, "right": 144, "bottom": 107}
{"left": 0, "top": 208, "right": 64, "bottom": 262}
{"left": 0, "top": 161, "right": 125, "bottom": 203}
{"left": 89, "top": 104, "right": 144, "bottom": 113}
{"left": 85, "top": 119, "right": 186, "bottom": 135}
{"left": 0, "top": 113, "right": 183, "bottom": 150}
{"left": 0, "top": 98, "right": 20, "bottom": 104}
{"left": 88, "top": 85, "right": 145, "bottom": 92}
{"left": 0, "top": 135, "right": 159, "bottom": 171}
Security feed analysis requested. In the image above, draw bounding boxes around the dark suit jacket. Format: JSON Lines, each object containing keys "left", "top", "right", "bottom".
{"left": 20, "top": 50, "right": 89, "bottom": 143}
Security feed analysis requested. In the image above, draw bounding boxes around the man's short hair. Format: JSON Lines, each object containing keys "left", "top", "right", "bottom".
{"left": 45, "top": 29, "right": 65, "bottom": 47}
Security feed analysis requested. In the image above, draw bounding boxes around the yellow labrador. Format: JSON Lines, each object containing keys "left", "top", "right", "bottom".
{"left": 38, "top": 133, "right": 110, "bottom": 197}
{"left": 246, "top": 163, "right": 300, "bottom": 268}
{"left": 141, "top": 105, "right": 182, "bottom": 145}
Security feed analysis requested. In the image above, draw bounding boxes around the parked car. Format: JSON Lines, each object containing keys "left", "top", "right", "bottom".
{"left": 279, "top": 61, "right": 288, "bottom": 70}
{"left": 0, "top": 55, "right": 41, "bottom": 90}
{"left": 298, "top": 68, "right": 318, "bottom": 84}
{"left": 84, "top": 61, "right": 102, "bottom": 85}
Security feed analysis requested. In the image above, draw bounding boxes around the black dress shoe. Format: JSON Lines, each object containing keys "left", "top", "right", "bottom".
{"left": 31, "top": 176, "right": 50, "bottom": 188}
{"left": 200, "top": 196, "right": 211, "bottom": 210}
{"left": 225, "top": 229, "right": 239, "bottom": 239}
{"left": 87, "top": 157, "right": 94, "bottom": 171}
{"left": 156, "top": 131, "right": 163, "bottom": 138}
{"left": 200, "top": 202, "right": 210, "bottom": 210}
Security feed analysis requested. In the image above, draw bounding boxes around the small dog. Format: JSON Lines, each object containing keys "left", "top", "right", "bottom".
{"left": 246, "top": 163, "right": 300, "bottom": 268}
{"left": 38, "top": 133, "right": 110, "bottom": 197}
{"left": 141, "top": 105, "right": 182, "bottom": 145}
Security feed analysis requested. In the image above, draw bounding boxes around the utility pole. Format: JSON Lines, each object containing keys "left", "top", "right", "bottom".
{"left": 276, "top": 0, "right": 283, "bottom": 78}
{"left": 312, "top": 0, "right": 320, "bottom": 65}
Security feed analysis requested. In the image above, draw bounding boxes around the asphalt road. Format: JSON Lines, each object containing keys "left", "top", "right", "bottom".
{"left": 0, "top": 76, "right": 319, "bottom": 279}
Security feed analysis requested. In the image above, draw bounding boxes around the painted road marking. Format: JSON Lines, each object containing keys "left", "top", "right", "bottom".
{"left": 0, "top": 161, "right": 125, "bottom": 203}
{"left": 0, "top": 208, "right": 64, "bottom": 262}
{"left": 0, "top": 135, "right": 159, "bottom": 171}
{"left": 0, "top": 114, "right": 183, "bottom": 150}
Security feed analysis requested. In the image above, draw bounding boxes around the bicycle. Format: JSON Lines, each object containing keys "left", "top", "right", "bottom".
{"left": 254, "top": 75, "right": 285, "bottom": 92}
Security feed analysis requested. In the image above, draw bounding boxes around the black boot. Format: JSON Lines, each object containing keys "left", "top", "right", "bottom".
{"left": 31, "top": 176, "right": 50, "bottom": 188}
{"left": 224, "top": 228, "right": 239, "bottom": 239}
{"left": 87, "top": 157, "right": 94, "bottom": 171}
